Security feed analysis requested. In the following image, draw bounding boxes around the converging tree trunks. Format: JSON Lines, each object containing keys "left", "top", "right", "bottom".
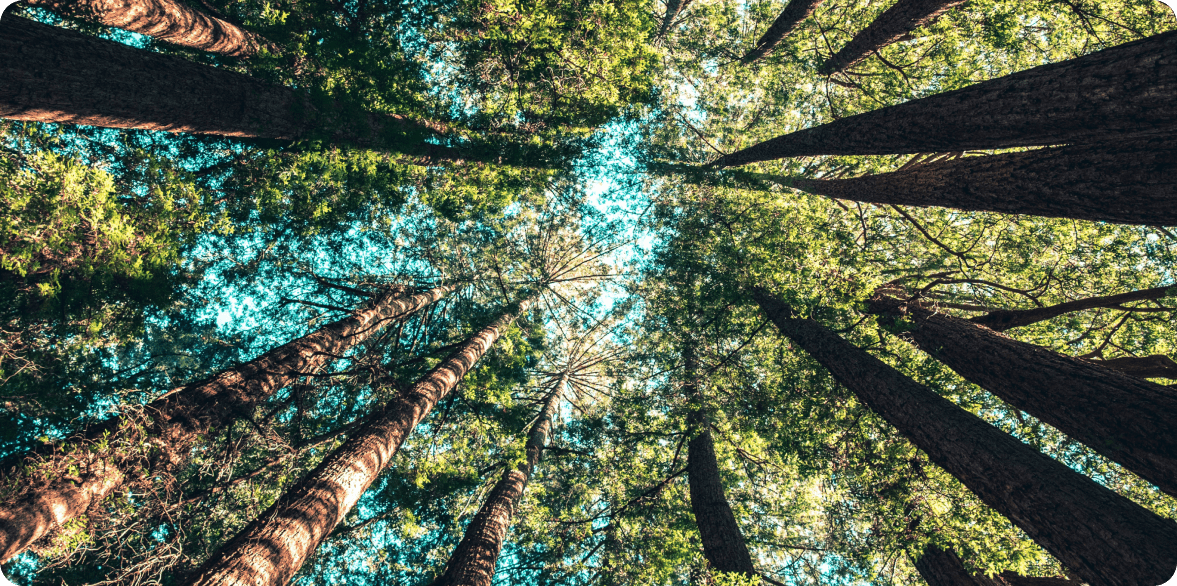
{"left": 181, "top": 297, "right": 533, "bottom": 586}
{"left": 711, "top": 30, "right": 1177, "bottom": 166}
{"left": 751, "top": 288, "right": 1177, "bottom": 586}
{"left": 867, "top": 288, "right": 1177, "bottom": 497}
{"left": 0, "top": 285, "right": 451, "bottom": 564}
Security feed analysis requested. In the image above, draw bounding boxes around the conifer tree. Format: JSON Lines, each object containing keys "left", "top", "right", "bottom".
{"left": 867, "top": 287, "right": 1177, "bottom": 497}
{"left": 750, "top": 287, "right": 1177, "bottom": 586}
{"left": 710, "top": 30, "right": 1177, "bottom": 166}
{"left": 0, "top": 284, "right": 451, "bottom": 563}
{"left": 819, "top": 0, "right": 967, "bottom": 75}
{"left": 740, "top": 0, "right": 824, "bottom": 63}
{"left": 24, "top": 0, "right": 272, "bottom": 56}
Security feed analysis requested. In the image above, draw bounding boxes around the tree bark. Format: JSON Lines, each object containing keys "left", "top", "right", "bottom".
{"left": 970, "top": 284, "right": 1176, "bottom": 331}
{"left": 819, "top": 0, "right": 967, "bottom": 74}
{"left": 684, "top": 345, "right": 756, "bottom": 576}
{"left": 180, "top": 297, "right": 532, "bottom": 586}
{"left": 23, "top": 0, "right": 272, "bottom": 56}
{"left": 0, "top": 285, "right": 451, "bottom": 564}
{"left": 0, "top": 16, "right": 452, "bottom": 157}
{"left": 915, "top": 546, "right": 1080, "bottom": 586}
{"left": 786, "top": 138, "right": 1177, "bottom": 225}
{"left": 868, "top": 289, "right": 1177, "bottom": 497}
{"left": 741, "top": 0, "right": 824, "bottom": 64}
{"left": 433, "top": 372, "right": 566, "bottom": 586}
{"left": 750, "top": 288, "right": 1177, "bottom": 586}
{"left": 711, "top": 30, "right": 1177, "bottom": 166}
{"left": 1095, "top": 354, "right": 1177, "bottom": 379}
{"left": 657, "top": 0, "right": 694, "bottom": 38}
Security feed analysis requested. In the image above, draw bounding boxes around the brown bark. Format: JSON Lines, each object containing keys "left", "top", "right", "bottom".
{"left": 970, "top": 284, "right": 1176, "bottom": 331}
{"left": 0, "top": 285, "right": 451, "bottom": 564}
{"left": 785, "top": 138, "right": 1177, "bottom": 225}
{"left": 0, "top": 16, "right": 450, "bottom": 155}
{"left": 868, "top": 290, "right": 1177, "bottom": 497}
{"left": 1095, "top": 354, "right": 1177, "bottom": 379}
{"left": 915, "top": 546, "right": 1080, "bottom": 586}
{"left": 24, "top": 0, "right": 272, "bottom": 56}
{"left": 711, "top": 30, "right": 1177, "bottom": 166}
{"left": 819, "top": 0, "right": 967, "bottom": 74}
{"left": 181, "top": 298, "right": 532, "bottom": 586}
{"left": 657, "top": 0, "right": 694, "bottom": 38}
{"left": 750, "top": 287, "right": 1177, "bottom": 586}
{"left": 433, "top": 372, "right": 566, "bottom": 586}
{"left": 684, "top": 345, "right": 756, "bottom": 576}
{"left": 741, "top": 0, "right": 824, "bottom": 63}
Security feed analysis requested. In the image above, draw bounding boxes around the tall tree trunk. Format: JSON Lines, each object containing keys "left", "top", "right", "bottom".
{"left": 915, "top": 546, "right": 1080, "bottom": 586}
{"left": 710, "top": 30, "right": 1177, "bottom": 167}
{"left": 181, "top": 297, "right": 533, "bottom": 586}
{"left": 819, "top": 0, "right": 966, "bottom": 74}
{"left": 785, "top": 138, "right": 1177, "bottom": 225}
{"left": 969, "top": 284, "right": 1176, "bottom": 331}
{"left": 0, "top": 16, "right": 454, "bottom": 158}
{"left": 0, "top": 285, "right": 451, "bottom": 564}
{"left": 750, "top": 288, "right": 1177, "bottom": 586}
{"left": 741, "top": 0, "right": 824, "bottom": 63}
{"left": 684, "top": 345, "right": 756, "bottom": 576}
{"left": 24, "top": 0, "right": 272, "bottom": 56}
{"left": 657, "top": 0, "right": 693, "bottom": 38}
{"left": 868, "top": 289, "right": 1177, "bottom": 497}
{"left": 433, "top": 372, "right": 566, "bottom": 586}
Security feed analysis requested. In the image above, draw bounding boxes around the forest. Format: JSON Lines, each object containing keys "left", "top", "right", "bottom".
{"left": 0, "top": 0, "right": 1176, "bottom": 584}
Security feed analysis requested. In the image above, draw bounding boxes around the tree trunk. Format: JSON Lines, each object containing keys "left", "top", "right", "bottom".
{"left": 915, "top": 546, "right": 1080, "bottom": 586}
{"left": 0, "top": 16, "right": 452, "bottom": 157}
{"left": 180, "top": 298, "right": 532, "bottom": 586}
{"left": 433, "top": 372, "right": 566, "bottom": 586}
{"left": 785, "top": 138, "right": 1177, "bottom": 225}
{"left": 819, "top": 0, "right": 967, "bottom": 74}
{"left": 1095, "top": 354, "right": 1177, "bottom": 379}
{"left": 711, "top": 30, "right": 1177, "bottom": 166}
{"left": 684, "top": 345, "right": 756, "bottom": 576}
{"left": 24, "top": 0, "right": 272, "bottom": 56}
{"left": 868, "top": 289, "right": 1177, "bottom": 497}
{"left": 741, "top": 0, "right": 824, "bottom": 63}
{"left": 750, "top": 288, "right": 1177, "bottom": 586}
{"left": 0, "top": 285, "right": 451, "bottom": 564}
{"left": 657, "top": 0, "right": 693, "bottom": 38}
{"left": 970, "top": 284, "right": 1176, "bottom": 331}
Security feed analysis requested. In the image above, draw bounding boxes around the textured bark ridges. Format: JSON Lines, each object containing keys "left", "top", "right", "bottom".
{"left": 0, "top": 285, "right": 450, "bottom": 564}
{"left": 0, "top": 16, "right": 447, "bottom": 151}
{"left": 711, "top": 30, "right": 1177, "bottom": 166}
{"left": 868, "top": 289, "right": 1177, "bottom": 497}
{"left": 787, "top": 138, "right": 1177, "bottom": 225}
{"left": 820, "top": 0, "right": 966, "bottom": 74}
{"left": 182, "top": 298, "right": 532, "bottom": 586}
{"left": 741, "top": 0, "right": 824, "bottom": 63}
{"left": 684, "top": 345, "right": 756, "bottom": 576}
{"left": 915, "top": 546, "right": 1080, "bottom": 586}
{"left": 971, "top": 284, "right": 1176, "bottom": 331}
{"left": 26, "top": 0, "right": 271, "bottom": 56}
{"left": 434, "top": 372, "right": 566, "bottom": 586}
{"left": 750, "top": 288, "right": 1177, "bottom": 586}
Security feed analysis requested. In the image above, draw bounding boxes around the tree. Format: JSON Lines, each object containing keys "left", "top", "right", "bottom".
{"left": 432, "top": 372, "right": 566, "bottom": 586}
{"left": 819, "top": 0, "right": 968, "bottom": 75}
{"left": 24, "top": 0, "right": 272, "bottom": 56}
{"left": 180, "top": 296, "right": 534, "bottom": 586}
{"left": 0, "top": 16, "right": 471, "bottom": 162}
{"left": 709, "top": 30, "right": 1177, "bottom": 167}
{"left": 750, "top": 287, "right": 1177, "bottom": 586}
{"left": 915, "top": 546, "right": 1080, "bottom": 586}
{"left": 772, "top": 137, "right": 1177, "bottom": 225}
{"left": 969, "top": 283, "right": 1176, "bottom": 332}
{"left": 740, "top": 0, "right": 824, "bottom": 63}
{"left": 683, "top": 343, "right": 756, "bottom": 578}
{"left": 867, "top": 287, "right": 1177, "bottom": 497}
{"left": 0, "top": 284, "right": 451, "bottom": 564}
